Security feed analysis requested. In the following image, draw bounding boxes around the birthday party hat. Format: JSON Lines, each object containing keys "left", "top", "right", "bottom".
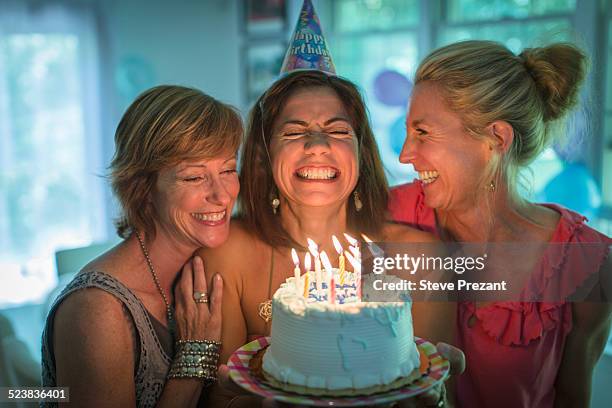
{"left": 280, "top": 0, "right": 336, "bottom": 75}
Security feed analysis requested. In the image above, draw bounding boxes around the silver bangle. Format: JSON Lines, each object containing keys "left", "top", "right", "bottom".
{"left": 168, "top": 339, "right": 222, "bottom": 384}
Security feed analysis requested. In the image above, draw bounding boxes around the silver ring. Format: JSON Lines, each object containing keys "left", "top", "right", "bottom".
{"left": 193, "top": 291, "right": 209, "bottom": 303}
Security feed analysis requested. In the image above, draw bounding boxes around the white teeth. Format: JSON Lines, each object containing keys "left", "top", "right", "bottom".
{"left": 191, "top": 211, "right": 226, "bottom": 222}
{"left": 297, "top": 167, "right": 337, "bottom": 180}
{"left": 418, "top": 170, "right": 439, "bottom": 184}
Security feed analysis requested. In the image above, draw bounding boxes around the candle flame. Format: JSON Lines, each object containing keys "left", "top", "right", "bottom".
{"left": 343, "top": 233, "right": 357, "bottom": 246}
{"left": 332, "top": 235, "right": 343, "bottom": 254}
{"left": 304, "top": 252, "right": 311, "bottom": 271}
{"left": 349, "top": 245, "right": 360, "bottom": 260}
{"left": 361, "top": 234, "right": 384, "bottom": 257}
{"left": 307, "top": 238, "right": 319, "bottom": 258}
{"left": 291, "top": 248, "right": 299, "bottom": 266}
{"left": 320, "top": 250, "right": 333, "bottom": 273}
{"left": 345, "top": 250, "right": 361, "bottom": 274}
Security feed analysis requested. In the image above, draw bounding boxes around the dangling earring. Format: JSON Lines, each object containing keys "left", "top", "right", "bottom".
{"left": 353, "top": 191, "right": 363, "bottom": 212}
{"left": 489, "top": 180, "right": 496, "bottom": 193}
{"left": 271, "top": 197, "right": 280, "bottom": 214}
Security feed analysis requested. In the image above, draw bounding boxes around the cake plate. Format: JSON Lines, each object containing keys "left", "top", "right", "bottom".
{"left": 227, "top": 336, "right": 450, "bottom": 407}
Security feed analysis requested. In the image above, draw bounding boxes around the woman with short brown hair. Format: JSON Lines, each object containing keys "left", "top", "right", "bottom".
{"left": 42, "top": 85, "right": 243, "bottom": 407}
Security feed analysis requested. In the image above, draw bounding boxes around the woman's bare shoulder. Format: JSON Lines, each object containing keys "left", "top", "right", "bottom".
{"left": 53, "top": 288, "right": 135, "bottom": 361}
{"left": 52, "top": 288, "right": 137, "bottom": 403}
{"left": 54, "top": 287, "right": 130, "bottom": 333}
{"left": 382, "top": 222, "right": 439, "bottom": 243}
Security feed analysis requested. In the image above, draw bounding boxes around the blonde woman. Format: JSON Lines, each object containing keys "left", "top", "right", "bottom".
{"left": 390, "top": 40, "right": 612, "bottom": 408}
{"left": 42, "top": 85, "right": 242, "bottom": 407}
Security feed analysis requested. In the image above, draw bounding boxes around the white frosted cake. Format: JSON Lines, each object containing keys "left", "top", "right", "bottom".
{"left": 262, "top": 269, "right": 420, "bottom": 392}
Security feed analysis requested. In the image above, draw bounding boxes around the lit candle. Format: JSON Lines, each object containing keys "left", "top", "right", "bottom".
{"left": 307, "top": 238, "right": 322, "bottom": 294}
{"left": 320, "top": 251, "right": 333, "bottom": 303}
{"left": 349, "top": 245, "right": 360, "bottom": 261}
{"left": 345, "top": 250, "right": 361, "bottom": 275}
{"left": 320, "top": 250, "right": 332, "bottom": 274}
{"left": 332, "top": 235, "right": 346, "bottom": 285}
{"left": 361, "top": 234, "right": 384, "bottom": 258}
{"left": 343, "top": 233, "right": 358, "bottom": 247}
{"left": 345, "top": 250, "right": 362, "bottom": 302}
{"left": 291, "top": 248, "right": 301, "bottom": 295}
{"left": 344, "top": 233, "right": 361, "bottom": 263}
{"left": 303, "top": 272, "right": 310, "bottom": 298}
{"left": 304, "top": 253, "right": 311, "bottom": 298}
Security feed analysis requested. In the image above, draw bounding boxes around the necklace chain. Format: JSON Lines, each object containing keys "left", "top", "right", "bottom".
{"left": 135, "top": 231, "right": 174, "bottom": 334}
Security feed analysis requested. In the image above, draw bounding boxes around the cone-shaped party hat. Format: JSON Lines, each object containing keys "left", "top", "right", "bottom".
{"left": 279, "top": 0, "right": 336, "bottom": 75}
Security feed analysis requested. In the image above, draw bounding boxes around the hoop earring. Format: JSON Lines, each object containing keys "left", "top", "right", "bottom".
{"left": 353, "top": 191, "right": 363, "bottom": 212}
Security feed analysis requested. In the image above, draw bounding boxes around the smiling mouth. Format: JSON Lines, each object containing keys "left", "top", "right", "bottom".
{"left": 191, "top": 210, "right": 226, "bottom": 222}
{"left": 295, "top": 166, "right": 339, "bottom": 180}
{"left": 417, "top": 170, "right": 439, "bottom": 185}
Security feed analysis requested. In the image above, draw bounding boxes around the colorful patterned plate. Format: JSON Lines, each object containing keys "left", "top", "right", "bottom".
{"left": 227, "top": 336, "right": 450, "bottom": 407}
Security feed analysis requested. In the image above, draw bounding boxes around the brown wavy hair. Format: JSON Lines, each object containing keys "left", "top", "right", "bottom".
{"left": 239, "top": 71, "right": 389, "bottom": 248}
{"left": 110, "top": 85, "right": 243, "bottom": 239}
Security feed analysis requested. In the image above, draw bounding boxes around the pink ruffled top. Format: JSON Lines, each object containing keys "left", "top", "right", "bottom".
{"left": 389, "top": 182, "right": 611, "bottom": 408}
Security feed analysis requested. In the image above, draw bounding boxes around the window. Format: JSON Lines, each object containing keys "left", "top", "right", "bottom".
{"left": 333, "top": 0, "right": 420, "bottom": 33}
{"left": 241, "top": 0, "right": 287, "bottom": 108}
{"left": 445, "top": 0, "right": 575, "bottom": 23}
{"left": 332, "top": 0, "right": 420, "bottom": 185}
{"left": 0, "top": 5, "right": 105, "bottom": 307}
{"left": 439, "top": 20, "right": 573, "bottom": 52}
{"left": 602, "top": 16, "right": 612, "bottom": 212}
{"left": 437, "top": 0, "right": 578, "bottom": 205}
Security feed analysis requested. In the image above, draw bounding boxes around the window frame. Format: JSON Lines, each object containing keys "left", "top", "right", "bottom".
{"left": 0, "top": 4, "right": 108, "bottom": 306}
{"left": 327, "top": 0, "right": 612, "bottom": 222}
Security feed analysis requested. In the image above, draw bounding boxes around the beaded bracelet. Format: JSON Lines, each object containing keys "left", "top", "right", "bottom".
{"left": 168, "top": 339, "right": 222, "bottom": 384}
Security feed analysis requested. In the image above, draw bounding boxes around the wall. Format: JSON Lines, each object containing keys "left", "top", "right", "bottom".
{"left": 88, "top": 0, "right": 242, "bottom": 236}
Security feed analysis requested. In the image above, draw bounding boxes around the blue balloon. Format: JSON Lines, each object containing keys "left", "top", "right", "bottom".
{"left": 373, "top": 70, "right": 413, "bottom": 107}
{"left": 542, "top": 163, "right": 602, "bottom": 220}
{"left": 389, "top": 115, "right": 407, "bottom": 156}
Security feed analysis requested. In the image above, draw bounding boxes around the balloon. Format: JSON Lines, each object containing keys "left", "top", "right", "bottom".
{"left": 552, "top": 142, "right": 576, "bottom": 163}
{"left": 373, "top": 70, "right": 412, "bottom": 107}
{"left": 389, "top": 114, "right": 407, "bottom": 156}
{"left": 541, "top": 163, "right": 602, "bottom": 220}
{"left": 552, "top": 110, "right": 587, "bottom": 163}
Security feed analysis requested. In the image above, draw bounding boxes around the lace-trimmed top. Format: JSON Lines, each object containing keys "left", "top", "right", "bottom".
{"left": 41, "top": 271, "right": 173, "bottom": 408}
{"left": 389, "top": 181, "right": 611, "bottom": 408}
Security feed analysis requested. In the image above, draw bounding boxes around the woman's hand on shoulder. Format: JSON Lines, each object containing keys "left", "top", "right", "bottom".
{"left": 53, "top": 288, "right": 137, "bottom": 407}
{"left": 195, "top": 219, "right": 256, "bottom": 365}
{"left": 173, "top": 256, "right": 223, "bottom": 342}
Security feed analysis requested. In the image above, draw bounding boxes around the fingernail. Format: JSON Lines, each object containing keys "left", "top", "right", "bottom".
{"left": 215, "top": 274, "right": 222, "bottom": 282}
{"left": 193, "top": 256, "right": 202, "bottom": 264}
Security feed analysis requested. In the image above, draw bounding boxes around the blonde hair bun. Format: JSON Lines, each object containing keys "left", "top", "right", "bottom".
{"left": 519, "top": 43, "right": 587, "bottom": 123}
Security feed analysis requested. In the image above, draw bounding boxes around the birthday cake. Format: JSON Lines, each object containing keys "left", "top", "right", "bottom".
{"left": 261, "top": 268, "right": 421, "bottom": 394}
